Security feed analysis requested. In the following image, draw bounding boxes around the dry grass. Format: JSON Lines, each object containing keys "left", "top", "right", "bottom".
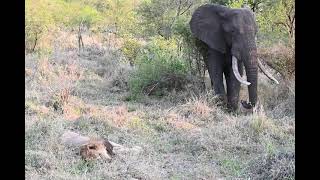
{"left": 258, "top": 43, "right": 295, "bottom": 79}
{"left": 25, "top": 33, "right": 294, "bottom": 179}
{"left": 184, "top": 95, "right": 213, "bottom": 119}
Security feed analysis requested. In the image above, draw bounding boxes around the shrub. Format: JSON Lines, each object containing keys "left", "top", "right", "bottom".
{"left": 25, "top": 0, "right": 55, "bottom": 53}
{"left": 173, "top": 16, "right": 209, "bottom": 90}
{"left": 128, "top": 36, "right": 190, "bottom": 100}
{"left": 121, "top": 37, "right": 143, "bottom": 66}
{"left": 258, "top": 43, "right": 295, "bottom": 80}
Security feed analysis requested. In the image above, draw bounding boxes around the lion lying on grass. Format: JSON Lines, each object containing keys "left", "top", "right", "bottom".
{"left": 61, "top": 131, "right": 142, "bottom": 160}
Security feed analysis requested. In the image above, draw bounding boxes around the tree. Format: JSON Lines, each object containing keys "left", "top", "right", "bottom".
{"left": 25, "top": 0, "right": 101, "bottom": 53}
{"left": 137, "top": 0, "right": 204, "bottom": 39}
{"left": 25, "top": 0, "right": 55, "bottom": 52}
{"left": 102, "top": 0, "right": 139, "bottom": 37}
{"left": 274, "top": 0, "right": 295, "bottom": 47}
{"left": 66, "top": 2, "right": 102, "bottom": 53}
{"left": 254, "top": 0, "right": 294, "bottom": 47}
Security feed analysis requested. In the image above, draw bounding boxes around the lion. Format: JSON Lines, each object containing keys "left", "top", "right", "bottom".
{"left": 61, "top": 131, "right": 142, "bottom": 160}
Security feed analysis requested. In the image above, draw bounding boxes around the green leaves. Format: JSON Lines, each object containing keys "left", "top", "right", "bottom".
{"left": 121, "top": 37, "right": 143, "bottom": 65}
{"left": 25, "top": 0, "right": 56, "bottom": 51}
{"left": 137, "top": 0, "right": 203, "bottom": 38}
{"left": 70, "top": 5, "right": 102, "bottom": 28}
{"left": 228, "top": 0, "right": 246, "bottom": 8}
{"left": 128, "top": 36, "right": 189, "bottom": 99}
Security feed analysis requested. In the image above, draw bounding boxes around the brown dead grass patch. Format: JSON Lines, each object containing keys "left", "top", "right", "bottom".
{"left": 258, "top": 43, "right": 295, "bottom": 79}
{"left": 258, "top": 43, "right": 293, "bottom": 58}
{"left": 183, "top": 97, "right": 213, "bottom": 119}
{"left": 63, "top": 105, "right": 82, "bottom": 121}
{"left": 37, "top": 57, "right": 55, "bottom": 83}
{"left": 37, "top": 57, "right": 83, "bottom": 89}
{"left": 26, "top": 101, "right": 51, "bottom": 117}
{"left": 166, "top": 112, "right": 201, "bottom": 132}
{"left": 84, "top": 104, "right": 145, "bottom": 127}
{"left": 107, "top": 105, "right": 129, "bottom": 126}
{"left": 62, "top": 96, "right": 87, "bottom": 120}
{"left": 53, "top": 31, "right": 78, "bottom": 50}
{"left": 25, "top": 68, "right": 33, "bottom": 76}
{"left": 251, "top": 106, "right": 276, "bottom": 134}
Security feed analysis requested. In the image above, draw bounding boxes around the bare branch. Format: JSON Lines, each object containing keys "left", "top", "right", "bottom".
{"left": 180, "top": 2, "right": 193, "bottom": 15}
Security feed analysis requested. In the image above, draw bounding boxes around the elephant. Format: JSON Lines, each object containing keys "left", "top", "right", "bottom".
{"left": 190, "top": 4, "right": 279, "bottom": 112}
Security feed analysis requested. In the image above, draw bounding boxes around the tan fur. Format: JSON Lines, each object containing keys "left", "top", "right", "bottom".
{"left": 61, "top": 131, "right": 142, "bottom": 160}
{"left": 80, "top": 139, "right": 113, "bottom": 160}
{"left": 61, "top": 131, "right": 114, "bottom": 160}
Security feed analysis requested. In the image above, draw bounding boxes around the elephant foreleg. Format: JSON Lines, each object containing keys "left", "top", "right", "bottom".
{"left": 224, "top": 59, "right": 243, "bottom": 111}
{"left": 207, "top": 49, "right": 226, "bottom": 101}
{"left": 203, "top": 56, "right": 213, "bottom": 88}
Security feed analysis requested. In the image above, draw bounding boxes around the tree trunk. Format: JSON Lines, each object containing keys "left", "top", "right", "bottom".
{"left": 78, "top": 20, "right": 84, "bottom": 54}
{"left": 31, "top": 33, "right": 38, "bottom": 52}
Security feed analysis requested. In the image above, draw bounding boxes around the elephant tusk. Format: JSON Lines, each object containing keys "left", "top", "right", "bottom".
{"left": 232, "top": 56, "right": 251, "bottom": 86}
{"left": 257, "top": 59, "right": 279, "bottom": 84}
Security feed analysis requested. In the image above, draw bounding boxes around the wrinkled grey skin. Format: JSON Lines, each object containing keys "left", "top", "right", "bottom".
{"left": 190, "top": 4, "right": 258, "bottom": 111}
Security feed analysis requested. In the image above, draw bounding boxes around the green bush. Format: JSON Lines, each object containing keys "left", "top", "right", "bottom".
{"left": 25, "top": 0, "right": 55, "bottom": 52}
{"left": 128, "top": 36, "right": 189, "bottom": 100}
{"left": 121, "top": 37, "right": 143, "bottom": 66}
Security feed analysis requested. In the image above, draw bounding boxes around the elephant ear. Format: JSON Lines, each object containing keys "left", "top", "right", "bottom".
{"left": 190, "top": 4, "right": 229, "bottom": 53}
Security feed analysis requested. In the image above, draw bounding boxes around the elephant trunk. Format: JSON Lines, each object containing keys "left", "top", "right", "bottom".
{"left": 244, "top": 51, "right": 258, "bottom": 107}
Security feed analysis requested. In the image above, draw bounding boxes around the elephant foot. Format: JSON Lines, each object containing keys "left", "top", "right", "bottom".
{"left": 224, "top": 101, "right": 254, "bottom": 114}
{"left": 215, "top": 94, "right": 227, "bottom": 102}
{"left": 240, "top": 100, "right": 254, "bottom": 115}
{"left": 241, "top": 100, "right": 253, "bottom": 109}
{"left": 214, "top": 94, "right": 227, "bottom": 106}
{"left": 226, "top": 102, "right": 239, "bottom": 113}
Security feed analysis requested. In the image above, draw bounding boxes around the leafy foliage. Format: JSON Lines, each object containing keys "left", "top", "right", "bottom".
{"left": 102, "top": 0, "right": 140, "bottom": 36}
{"left": 121, "top": 37, "right": 143, "bottom": 66}
{"left": 128, "top": 36, "right": 189, "bottom": 99}
{"left": 137, "top": 0, "right": 205, "bottom": 39}
{"left": 68, "top": 4, "right": 102, "bottom": 29}
{"left": 256, "top": 0, "right": 295, "bottom": 47}
{"left": 228, "top": 0, "right": 246, "bottom": 8}
{"left": 25, "top": 0, "right": 295, "bottom": 93}
{"left": 25, "top": 0, "right": 55, "bottom": 52}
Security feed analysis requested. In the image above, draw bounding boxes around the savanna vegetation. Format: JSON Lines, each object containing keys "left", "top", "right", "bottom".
{"left": 25, "top": 0, "right": 295, "bottom": 179}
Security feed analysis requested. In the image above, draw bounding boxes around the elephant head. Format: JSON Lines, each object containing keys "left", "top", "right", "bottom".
{"left": 190, "top": 4, "right": 278, "bottom": 109}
